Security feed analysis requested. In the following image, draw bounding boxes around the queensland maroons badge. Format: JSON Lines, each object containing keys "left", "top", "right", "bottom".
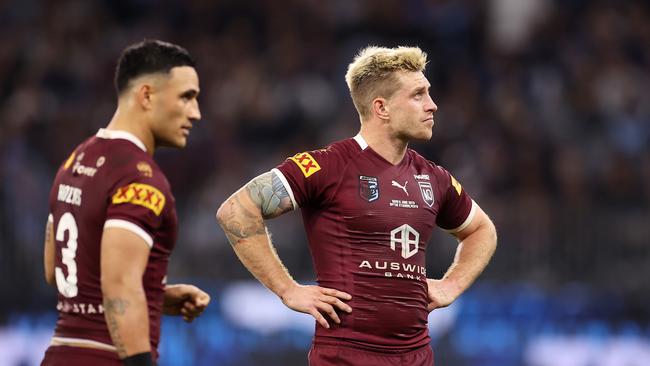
{"left": 359, "top": 175, "right": 379, "bottom": 202}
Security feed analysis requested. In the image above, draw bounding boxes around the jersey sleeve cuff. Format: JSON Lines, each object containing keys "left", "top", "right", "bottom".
{"left": 271, "top": 168, "right": 298, "bottom": 210}
{"left": 48, "top": 214, "right": 53, "bottom": 224}
{"left": 104, "top": 219, "right": 154, "bottom": 248}
{"left": 443, "top": 200, "right": 477, "bottom": 234}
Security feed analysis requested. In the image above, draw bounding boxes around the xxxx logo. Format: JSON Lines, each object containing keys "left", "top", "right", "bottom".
{"left": 289, "top": 152, "right": 321, "bottom": 178}
{"left": 112, "top": 183, "right": 166, "bottom": 216}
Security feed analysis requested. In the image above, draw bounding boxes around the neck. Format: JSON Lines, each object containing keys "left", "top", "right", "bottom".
{"left": 106, "top": 105, "right": 155, "bottom": 156}
{"left": 358, "top": 120, "right": 408, "bottom": 165}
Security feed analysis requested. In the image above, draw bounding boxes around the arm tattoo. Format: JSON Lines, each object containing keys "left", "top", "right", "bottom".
{"left": 218, "top": 171, "right": 293, "bottom": 245}
{"left": 246, "top": 171, "right": 293, "bottom": 219}
{"left": 104, "top": 297, "right": 129, "bottom": 358}
{"left": 220, "top": 194, "right": 267, "bottom": 244}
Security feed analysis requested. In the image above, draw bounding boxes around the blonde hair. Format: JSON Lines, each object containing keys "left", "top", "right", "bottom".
{"left": 345, "top": 46, "right": 428, "bottom": 119}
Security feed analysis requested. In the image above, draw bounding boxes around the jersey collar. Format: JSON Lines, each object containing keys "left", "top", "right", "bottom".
{"left": 353, "top": 134, "right": 368, "bottom": 150}
{"left": 96, "top": 128, "right": 147, "bottom": 152}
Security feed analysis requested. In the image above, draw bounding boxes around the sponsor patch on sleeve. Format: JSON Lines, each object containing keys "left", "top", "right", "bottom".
{"left": 450, "top": 175, "right": 463, "bottom": 195}
{"left": 288, "top": 152, "right": 321, "bottom": 178}
{"left": 111, "top": 183, "right": 166, "bottom": 216}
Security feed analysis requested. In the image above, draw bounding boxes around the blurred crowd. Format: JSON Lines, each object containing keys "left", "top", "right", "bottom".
{"left": 1, "top": 0, "right": 648, "bottom": 318}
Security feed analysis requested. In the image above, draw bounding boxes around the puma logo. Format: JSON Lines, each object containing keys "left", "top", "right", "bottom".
{"left": 391, "top": 180, "right": 408, "bottom": 195}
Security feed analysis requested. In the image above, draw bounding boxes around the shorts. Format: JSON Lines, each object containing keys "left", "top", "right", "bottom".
{"left": 41, "top": 345, "right": 122, "bottom": 366}
{"left": 308, "top": 343, "right": 434, "bottom": 366}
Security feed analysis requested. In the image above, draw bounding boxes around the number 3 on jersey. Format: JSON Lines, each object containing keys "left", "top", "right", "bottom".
{"left": 55, "top": 212, "right": 79, "bottom": 298}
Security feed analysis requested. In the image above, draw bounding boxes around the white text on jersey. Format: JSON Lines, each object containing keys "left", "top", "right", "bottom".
{"left": 358, "top": 260, "right": 426, "bottom": 281}
{"left": 57, "top": 184, "right": 82, "bottom": 206}
{"left": 72, "top": 161, "right": 98, "bottom": 177}
{"left": 414, "top": 174, "right": 430, "bottom": 180}
{"left": 57, "top": 300, "right": 104, "bottom": 315}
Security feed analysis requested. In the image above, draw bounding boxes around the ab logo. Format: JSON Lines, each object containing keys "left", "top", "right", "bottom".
{"left": 390, "top": 224, "right": 419, "bottom": 259}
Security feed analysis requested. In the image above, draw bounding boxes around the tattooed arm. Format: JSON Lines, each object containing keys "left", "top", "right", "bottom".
{"left": 100, "top": 227, "right": 151, "bottom": 359}
{"left": 216, "top": 171, "right": 351, "bottom": 329}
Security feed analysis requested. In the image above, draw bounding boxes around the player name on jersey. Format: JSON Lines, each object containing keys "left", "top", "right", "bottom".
{"left": 57, "top": 300, "right": 104, "bottom": 315}
{"left": 57, "top": 184, "right": 82, "bottom": 206}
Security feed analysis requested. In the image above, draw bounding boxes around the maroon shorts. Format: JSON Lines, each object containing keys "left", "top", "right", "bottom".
{"left": 308, "top": 343, "right": 434, "bottom": 366}
{"left": 41, "top": 346, "right": 122, "bottom": 366}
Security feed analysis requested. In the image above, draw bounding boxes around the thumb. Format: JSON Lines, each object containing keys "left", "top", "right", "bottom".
{"left": 427, "top": 302, "right": 436, "bottom": 312}
{"left": 194, "top": 292, "right": 211, "bottom": 307}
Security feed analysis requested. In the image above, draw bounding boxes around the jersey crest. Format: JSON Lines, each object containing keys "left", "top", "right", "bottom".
{"left": 289, "top": 152, "right": 321, "bottom": 177}
{"left": 111, "top": 183, "right": 166, "bottom": 215}
{"left": 359, "top": 175, "right": 379, "bottom": 202}
{"left": 418, "top": 181, "right": 434, "bottom": 207}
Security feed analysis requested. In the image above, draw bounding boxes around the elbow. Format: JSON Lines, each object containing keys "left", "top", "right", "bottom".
{"left": 486, "top": 219, "right": 498, "bottom": 251}
{"left": 101, "top": 273, "right": 138, "bottom": 296}
{"left": 215, "top": 199, "right": 232, "bottom": 230}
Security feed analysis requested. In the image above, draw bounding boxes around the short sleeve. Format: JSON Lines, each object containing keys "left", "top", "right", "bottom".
{"left": 104, "top": 162, "right": 167, "bottom": 248}
{"left": 435, "top": 167, "right": 476, "bottom": 233}
{"left": 275, "top": 147, "right": 345, "bottom": 209}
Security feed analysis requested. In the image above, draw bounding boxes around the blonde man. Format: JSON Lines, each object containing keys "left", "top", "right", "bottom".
{"left": 217, "top": 46, "right": 497, "bottom": 366}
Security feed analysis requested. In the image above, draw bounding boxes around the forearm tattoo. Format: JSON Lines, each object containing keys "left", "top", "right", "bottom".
{"left": 247, "top": 171, "right": 293, "bottom": 219}
{"left": 103, "top": 297, "right": 129, "bottom": 358}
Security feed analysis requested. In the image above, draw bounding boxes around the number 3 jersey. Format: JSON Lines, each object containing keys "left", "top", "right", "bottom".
{"left": 275, "top": 134, "right": 476, "bottom": 351}
{"left": 47, "top": 129, "right": 177, "bottom": 357}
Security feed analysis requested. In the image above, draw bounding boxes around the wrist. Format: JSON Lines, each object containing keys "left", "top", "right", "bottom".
{"left": 440, "top": 278, "right": 463, "bottom": 299}
{"left": 277, "top": 280, "right": 298, "bottom": 301}
{"left": 122, "top": 352, "right": 154, "bottom": 366}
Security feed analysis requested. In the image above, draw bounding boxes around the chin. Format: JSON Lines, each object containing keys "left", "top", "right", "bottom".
{"left": 159, "top": 138, "right": 187, "bottom": 149}
{"left": 412, "top": 131, "right": 433, "bottom": 141}
{"left": 174, "top": 139, "right": 188, "bottom": 148}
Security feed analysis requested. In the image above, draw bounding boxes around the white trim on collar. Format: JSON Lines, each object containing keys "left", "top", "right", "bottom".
{"left": 353, "top": 134, "right": 368, "bottom": 150}
{"left": 96, "top": 128, "right": 147, "bottom": 152}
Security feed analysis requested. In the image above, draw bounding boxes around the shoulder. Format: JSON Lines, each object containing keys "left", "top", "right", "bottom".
{"left": 98, "top": 140, "right": 157, "bottom": 179}
{"left": 106, "top": 151, "right": 171, "bottom": 217}
{"left": 407, "top": 149, "right": 454, "bottom": 183}
{"left": 301, "top": 138, "right": 360, "bottom": 161}
{"left": 284, "top": 138, "right": 360, "bottom": 176}
{"left": 407, "top": 149, "right": 440, "bottom": 171}
{"left": 101, "top": 143, "right": 170, "bottom": 193}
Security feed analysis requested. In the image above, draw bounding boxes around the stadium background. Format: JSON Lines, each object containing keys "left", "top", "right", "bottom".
{"left": 1, "top": 0, "right": 649, "bottom": 365}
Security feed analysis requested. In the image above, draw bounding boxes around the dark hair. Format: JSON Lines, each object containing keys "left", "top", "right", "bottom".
{"left": 114, "top": 39, "right": 195, "bottom": 95}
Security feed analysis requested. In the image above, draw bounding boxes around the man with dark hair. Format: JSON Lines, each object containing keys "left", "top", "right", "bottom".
{"left": 41, "top": 39, "right": 210, "bottom": 366}
{"left": 217, "top": 46, "right": 497, "bottom": 365}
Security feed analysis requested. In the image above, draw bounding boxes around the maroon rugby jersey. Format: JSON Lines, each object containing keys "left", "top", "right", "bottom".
{"left": 47, "top": 128, "right": 177, "bottom": 359}
{"left": 275, "top": 134, "right": 475, "bottom": 351}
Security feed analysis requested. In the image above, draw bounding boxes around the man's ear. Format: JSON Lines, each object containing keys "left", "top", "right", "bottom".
{"left": 135, "top": 83, "right": 154, "bottom": 111}
{"left": 372, "top": 98, "right": 390, "bottom": 120}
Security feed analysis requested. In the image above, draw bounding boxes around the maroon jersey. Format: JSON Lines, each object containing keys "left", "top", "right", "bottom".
{"left": 47, "top": 129, "right": 177, "bottom": 359}
{"left": 276, "top": 135, "right": 475, "bottom": 351}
